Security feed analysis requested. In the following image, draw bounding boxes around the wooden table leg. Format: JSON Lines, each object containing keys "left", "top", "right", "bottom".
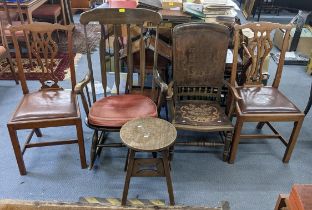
{"left": 121, "top": 149, "right": 135, "bottom": 206}
{"left": 163, "top": 149, "right": 175, "bottom": 206}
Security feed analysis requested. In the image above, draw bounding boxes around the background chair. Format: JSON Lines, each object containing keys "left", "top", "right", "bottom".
{"left": 228, "top": 22, "right": 305, "bottom": 163}
{"left": 33, "top": 0, "right": 67, "bottom": 25}
{"left": 167, "top": 22, "right": 234, "bottom": 161}
{"left": 76, "top": 8, "right": 167, "bottom": 169}
{"left": 0, "top": 17, "right": 18, "bottom": 84}
{"left": 7, "top": 22, "right": 87, "bottom": 175}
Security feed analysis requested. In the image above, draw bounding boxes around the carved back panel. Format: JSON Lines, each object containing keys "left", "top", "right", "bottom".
{"left": 172, "top": 23, "right": 230, "bottom": 102}
{"left": 231, "top": 22, "right": 293, "bottom": 88}
{"left": 79, "top": 8, "right": 162, "bottom": 103}
{"left": 9, "top": 23, "right": 76, "bottom": 94}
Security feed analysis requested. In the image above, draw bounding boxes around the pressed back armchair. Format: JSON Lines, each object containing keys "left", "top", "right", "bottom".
{"left": 167, "top": 22, "right": 234, "bottom": 161}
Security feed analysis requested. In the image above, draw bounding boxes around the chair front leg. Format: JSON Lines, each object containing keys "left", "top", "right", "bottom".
{"left": 89, "top": 130, "right": 99, "bottom": 170}
{"left": 223, "top": 131, "right": 233, "bottom": 162}
{"left": 229, "top": 118, "right": 244, "bottom": 164}
{"left": 283, "top": 118, "right": 304, "bottom": 163}
{"left": 7, "top": 126, "right": 26, "bottom": 175}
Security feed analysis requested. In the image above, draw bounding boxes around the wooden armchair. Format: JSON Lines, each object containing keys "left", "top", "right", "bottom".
{"left": 77, "top": 8, "right": 167, "bottom": 169}
{"left": 228, "top": 22, "right": 305, "bottom": 163}
{"left": 0, "top": 17, "right": 18, "bottom": 84}
{"left": 7, "top": 22, "right": 87, "bottom": 175}
{"left": 167, "top": 22, "right": 234, "bottom": 161}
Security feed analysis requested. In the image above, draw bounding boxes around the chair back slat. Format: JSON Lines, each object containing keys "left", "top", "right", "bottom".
{"left": 9, "top": 23, "right": 76, "bottom": 94}
{"left": 172, "top": 23, "right": 230, "bottom": 102}
{"left": 113, "top": 24, "right": 121, "bottom": 95}
{"left": 126, "top": 24, "right": 133, "bottom": 93}
{"left": 139, "top": 24, "right": 145, "bottom": 92}
{"left": 231, "top": 22, "right": 292, "bottom": 87}
{"left": 99, "top": 24, "right": 108, "bottom": 97}
{"left": 80, "top": 8, "right": 162, "bottom": 103}
{"left": 83, "top": 24, "right": 97, "bottom": 102}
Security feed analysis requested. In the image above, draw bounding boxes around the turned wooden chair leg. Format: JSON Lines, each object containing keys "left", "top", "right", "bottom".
{"left": 76, "top": 122, "right": 87, "bottom": 169}
{"left": 163, "top": 150, "right": 175, "bottom": 206}
{"left": 283, "top": 119, "right": 304, "bottom": 163}
{"left": 229, "top": 119, "right": 244, "bottom": 164}
{"left": 256, "top": 122, "right": 265, "bottom": 129}
{"left": 122, "top": 150, "right": 135, "bottom": 206}
{"left": 89, "top": 130, "right": 98, "bottom": 170}
{"left": 223, "top": 131, "right": 233, "bottom": 162}
{"left": 8, "top": 126, "right": 26, "bottom": 175}
{"left": 304, "top": 83, "right": 312, "bottom": 115}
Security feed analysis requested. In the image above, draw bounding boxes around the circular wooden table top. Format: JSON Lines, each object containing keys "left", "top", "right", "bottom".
{"left": 120, "top": 117, "right": 177, "bottom": 152}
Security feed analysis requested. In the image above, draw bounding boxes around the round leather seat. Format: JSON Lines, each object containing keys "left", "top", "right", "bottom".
{"left": 88, "top": 94, "right": 158, "bottom": 128}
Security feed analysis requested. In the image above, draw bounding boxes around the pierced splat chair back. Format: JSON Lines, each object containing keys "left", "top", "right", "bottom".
{"left": 79, "top": 8, "right": 163, "bottom": 109}
{"left": 9, "top": 22, "right": 76, "bottom": 94}
{"left": 172, "top": 23, "right": 230, "bottom": 103}
{"left": 230, "top": 22, "right": 293, "bottom": 88}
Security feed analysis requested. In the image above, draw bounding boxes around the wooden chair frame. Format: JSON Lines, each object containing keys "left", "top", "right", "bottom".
{"left": 166, "top": 22, "right": 235, "bottom": 161}
{"left": 228, "top": 22, "right": 305, "bottom": 163}
{"left": 7, "top": 22, "right": 87, "bottom": 175}
{"left": 76, "top": 8, "right": 167, "bottom": 169}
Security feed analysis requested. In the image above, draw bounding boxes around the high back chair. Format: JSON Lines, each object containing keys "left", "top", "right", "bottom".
{"left": 77, "top": 8, "right": 167, "bottom": 169}
{"left": 0, "top": 17, "right": 18, "bottom": 84}
{"left": 7, "top": 22, "right": 87, "bottom": 175}
{"left": 228, "top": 22, "right": 305, "bottom": 163}
{"left": 167, "top": 22, "right": 234, "bottom": 161}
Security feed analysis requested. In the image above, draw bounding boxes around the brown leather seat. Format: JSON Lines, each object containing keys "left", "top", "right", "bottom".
{"left": 12, "top": 90, "right": 77, "bottom": 122}
{"left": 33, "top": 4, "right": 61, "bottom": 18}
{"left": 88, "top": 94, "right": 158, "bottom": 127}
{"left": 238, "top": 87, "right": 300, "bottom": 114}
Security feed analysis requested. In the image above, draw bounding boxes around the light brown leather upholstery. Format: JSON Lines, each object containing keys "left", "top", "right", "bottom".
{"left": 33, "top": 4, "right": 61, "bottom": 18}
{"left": 88, "top": 94, "right": 158, "bottom": 127}
{"left": 12, "top": 90, "right": 77, "bottom": 122}
{"left": 238, "top": 87, "right": 300, "bottom": 114}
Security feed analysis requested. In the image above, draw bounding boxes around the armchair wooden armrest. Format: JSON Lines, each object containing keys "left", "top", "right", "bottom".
{"left": 74, "top": 73, "right": 92, "bottom": 115}
{"left": 153, "top": 67, "right": 168, "bottom": 95}
{"left": 224, "top": 80, "right": 242, "bottom": 101}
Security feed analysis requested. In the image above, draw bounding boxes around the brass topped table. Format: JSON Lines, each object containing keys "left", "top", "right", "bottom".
{"left": 120, "top": 117, "right": 177, "bottom": 206}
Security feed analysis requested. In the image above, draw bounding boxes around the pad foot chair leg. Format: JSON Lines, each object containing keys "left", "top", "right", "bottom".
{"left": 283, "top": 119, "right": 304, "bottom": 163}
{"left": 76, "top": 122, "right": 87, "bottom": 169}
{"left": 228, "top": 119, "right": 244, "bottom": 164}
{"left": 8, "top": 126, "right": 26, "bottom": 175}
